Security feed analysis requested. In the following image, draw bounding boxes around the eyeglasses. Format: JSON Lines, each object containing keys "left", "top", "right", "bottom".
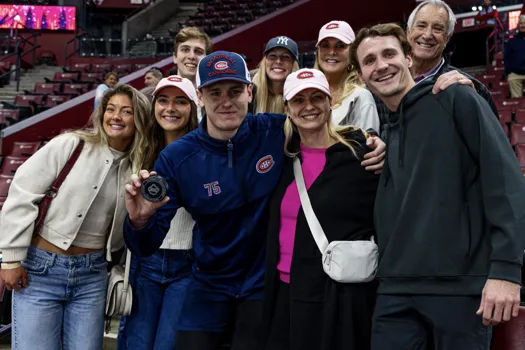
{"left": 266, "top": 54, "right": 293, "bottom": 63}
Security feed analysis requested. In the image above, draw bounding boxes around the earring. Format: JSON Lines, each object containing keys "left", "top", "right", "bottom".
{"left": 347, "top": 65, "right": 352, "bottom": 72}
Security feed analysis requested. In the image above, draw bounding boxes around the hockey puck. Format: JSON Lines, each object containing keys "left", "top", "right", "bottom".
{"left": 140, "top": 175, "right": 168, "bottom": 202}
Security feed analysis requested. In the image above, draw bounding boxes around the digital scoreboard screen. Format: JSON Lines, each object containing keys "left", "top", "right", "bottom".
{"left": 0, "top": 5, "right": 76, "bottom": 31}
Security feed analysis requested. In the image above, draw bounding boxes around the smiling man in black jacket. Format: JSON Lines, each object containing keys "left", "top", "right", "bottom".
{"left": 350, "top": 23, "right": 525, "bottom": 350}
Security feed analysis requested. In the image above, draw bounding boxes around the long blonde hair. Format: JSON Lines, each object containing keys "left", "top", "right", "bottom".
{"left": 252, "top": 58, "right": 300, "bottom": 114}
{"left": 314, "top": 46, "right": 362, "bottom": 108}
{"left": 283, "top": 101, "right": 366, "bottom": 158}
{"left": 72, "top": 84, "right": 155, "bottom": 171}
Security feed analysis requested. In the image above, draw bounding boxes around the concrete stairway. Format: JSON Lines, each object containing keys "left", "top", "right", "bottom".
{"left": 0, "top": 65, "right": 64, "bottom": 106}
{"left": 127, "top": 3, "right": 201, "bottom": 57}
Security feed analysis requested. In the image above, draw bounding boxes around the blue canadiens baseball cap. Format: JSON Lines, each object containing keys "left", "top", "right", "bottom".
{"left": 263, "top": 36, "right": 299, "bottom": 62}
{"left": 196, "top": 51, "right": 251, "bottom": 89}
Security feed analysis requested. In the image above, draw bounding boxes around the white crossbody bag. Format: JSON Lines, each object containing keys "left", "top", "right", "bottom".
{"left": 293, "top": 158, "right": 378, "bottom": 283}
{"left": 105, "top": 249, "right": 133, "bottom": 332}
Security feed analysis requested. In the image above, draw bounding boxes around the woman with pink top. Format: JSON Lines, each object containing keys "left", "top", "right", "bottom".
{"left": 261, "top": 68, "right": 379, "bottom": 350}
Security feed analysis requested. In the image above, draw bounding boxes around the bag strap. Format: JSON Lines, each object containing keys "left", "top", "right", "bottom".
{"left": 50, "top": 139, "right": 85, "bottom": 194}
{"left": 123, "top": 249, "right": 131, "bottom": 289}
{"left": 34, "top": 139, "right": 85, "bottom": 237}
{"left": 293, "top": 157, "right": 329, "bottom": 254}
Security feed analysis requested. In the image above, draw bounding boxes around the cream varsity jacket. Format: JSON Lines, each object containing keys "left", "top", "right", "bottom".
{"left": 0, "top": 133, "right": 132, "bottom": 262}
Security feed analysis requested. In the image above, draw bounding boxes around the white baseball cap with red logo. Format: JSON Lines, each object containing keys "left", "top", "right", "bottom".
{"left": 283, "top": 68, "right": 331, "bottom": 101}
{"left": 153, "top": 75, "right": 199, "bottom": 105}
{"left": 316, "top": 20, "right": 356, "bottom": 46}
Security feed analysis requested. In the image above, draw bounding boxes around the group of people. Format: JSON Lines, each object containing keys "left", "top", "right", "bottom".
{"left": 0, "top": 1, "right": 524, "bottom": 350}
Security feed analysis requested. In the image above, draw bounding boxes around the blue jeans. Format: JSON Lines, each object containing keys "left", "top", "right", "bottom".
{"left": 12, "top": 246, "right": 107, "bottom": 350}
{"left": 117, "top": 249, "right": 193, "bottom": 350}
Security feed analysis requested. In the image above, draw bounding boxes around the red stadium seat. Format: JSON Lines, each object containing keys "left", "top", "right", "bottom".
{"left": 10, "top": 142, "right": 41, "bottom": 157}
{"left": 114, "top": 64, "right": 133, "bottom": 75}
{"left": 516, "top": 144, "right": 525, "bottom": 167}
{"left": 0, "top": 196, "right": 6, "bottom": 210}
{"left": 63, "top": 84, "right": 89, "bottom": 96}
{"left": 92, "top": 63, "right": 112, "bottom": 73}
{"left": 79, "top": 72, "right": 103, "bottom": 84}
{"left": 510, "top": 124, "right": 525, "bottom": 145}
{"left": 134, "top": 64, "right": 149, "bottom": 70}
{"left": 70, "top": 63, "right": 91, "bottom": 72}
{"left": 495, "top": 81, "right": 510, "bottom": 97}
{"left": 0, "top": 109, "right": 19, "bottom": 124}
{"left": 516, "top": 110, "right": 525, "bottom": 124}
{"left": 499, "top": 110, "right": 512, "bottom": 124}
{"left": 40, "top": 95, "right": 71, "bottom": 109}
{"left": 45, "top": 72, "right": 80, "bottom": 84}
{"left": 497, "top": 100, "right": 522, "bottom": 112}
{"left": 0, "top": 156, "right": 28, "bottom": 175}
{"left": 0, "top": 175, "right": 13, "bottom": 197}
{"left": 14, "top": 95, "right": 43, "bottom": 107}
{"left": 25, "top": 83, "right": 61, "bottom": 96}
{"left": 490, "top": 306, "right": 525, "bottom": 350}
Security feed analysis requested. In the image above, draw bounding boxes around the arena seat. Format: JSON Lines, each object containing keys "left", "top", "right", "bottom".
{"left": 63, "top": 83, "right": 90, "bottom": 97}
{"left": 10, "top": 142, "right": 41, "bottom": 157}
{"left": 0, "top": 196, "right": 6, "bottom": 210}
{"left": 0, "top": 156, "right": 28, "bottom": 175}
{"left": 0, "top": 175, "right": 13, "bottom": 197}
{"left": 45, "top": 72, "right": 80, "bottom": 84}
{"left": 516, "top": 144, "right": 525, "bottom": 167}
{"left": 92, "top": 63, "right": 113, "bottom": 73}
{"left": 78, "top": 72, "right": 104, "bottom": 85}
{"left": 516, "top": 110, "right": 525, "bottom": 124}
{"left": 510, "top": 124, "right": 525, "bottom": 145}
{"left": 499, "top": 110, "right": 512, "bottom": 124}
{"left": 0, "top": 110, "right": 20, "bottom": 125}
{"left": 24, "top": 83, "right": 61, "bottom": 96}
{"left": 491, "top": 306, "right": 525, "bottom": 350}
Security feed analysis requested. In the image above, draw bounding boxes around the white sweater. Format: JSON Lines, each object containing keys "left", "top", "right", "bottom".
{"left": 0, "top": 134, "right": 132, "bottom": 262}
{"left": 160, "top": 208, "right": 194, "bottom": 250}
{"left": 332, "top": 86, "right": 380, "bottom": 131}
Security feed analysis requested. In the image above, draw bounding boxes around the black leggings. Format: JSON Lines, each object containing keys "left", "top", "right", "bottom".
{"left": 176, "top": 299, "right": 263, "bottom": 350}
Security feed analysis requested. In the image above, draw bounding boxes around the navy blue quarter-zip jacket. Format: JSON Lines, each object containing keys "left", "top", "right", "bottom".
{"left": 124, "top": 113, "right": 286, "bottom": 297}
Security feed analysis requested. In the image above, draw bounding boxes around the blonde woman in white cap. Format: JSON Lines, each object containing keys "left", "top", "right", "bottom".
{"left": 261, "top": 68, "right": 378, "bottom": 350}
{"left": 315, "top": 20, "right": 380, "bottom": 131}
{"left": 117, "top": 75, "right": 199, "bottom": 350}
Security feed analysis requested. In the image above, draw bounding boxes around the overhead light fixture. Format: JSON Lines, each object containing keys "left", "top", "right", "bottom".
{"left": 472, "top": 6, "right": 477, "bottom": 11}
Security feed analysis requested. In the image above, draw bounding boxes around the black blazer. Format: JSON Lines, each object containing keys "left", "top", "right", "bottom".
{"left": 261, "top": 131, "right": 380, "bottom": 350}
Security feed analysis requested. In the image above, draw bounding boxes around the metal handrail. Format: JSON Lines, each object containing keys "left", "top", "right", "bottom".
{"left": 0, "top": 31, "right": 41, "bottom": 92}
{"left": 63, "top": 31, "right": 87, "bottom": 68}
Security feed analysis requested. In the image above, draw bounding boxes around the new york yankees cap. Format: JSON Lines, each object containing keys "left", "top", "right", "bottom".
{"left": 284, "top": 68, "right": 331, "bottom": 101}
{"left": 196, "top": 51, "right": 251, "bottom": 89}
{"left": 263, "top": 36, "right": 299, "bottom": 62}
{"left": 317, "top": 20, "right": 356, "bottom": 46}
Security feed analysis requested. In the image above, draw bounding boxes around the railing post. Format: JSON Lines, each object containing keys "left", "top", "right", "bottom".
{"left": 15, "top": 41, "right": 20, "bottom": 92}
{"left": 32, "top": 34, "right": 37, "bottom": 66}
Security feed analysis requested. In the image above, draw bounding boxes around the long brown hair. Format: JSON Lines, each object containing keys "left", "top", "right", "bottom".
{"left": 71, "top": 84, "right": 155, "bottom": 172}
{"left": 150, "top": 96, "right": 199, "bottom": 159}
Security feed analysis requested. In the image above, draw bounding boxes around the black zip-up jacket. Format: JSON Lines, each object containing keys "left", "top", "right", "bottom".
{"left": 375, "top": 80, "right": 525, "bottom": 296}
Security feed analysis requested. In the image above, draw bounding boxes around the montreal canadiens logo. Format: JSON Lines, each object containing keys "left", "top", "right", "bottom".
{"left": 297, "top": 71, "right": 314, "bottom": 79}
{"left": 326, "top": 23, "right": 339, "bottom": 29}
{"left": 256, "top": 155, "right": 275, "bottom": 174}
{"left": 215, "top": 61, "right": 229, "bottom": 70}
{"left": 168, "top": 76, "right": 182, "bottom": 82}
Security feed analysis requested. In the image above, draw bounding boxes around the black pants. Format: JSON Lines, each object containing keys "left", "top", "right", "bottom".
{"left": 371, "top": 295, "right": 492, "bottom": 350}
{"left": 176, "top": 299, "right": 263, "bottom": 350}
{"left": 265, "top": 282, "right": 291, "bottom": 350}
